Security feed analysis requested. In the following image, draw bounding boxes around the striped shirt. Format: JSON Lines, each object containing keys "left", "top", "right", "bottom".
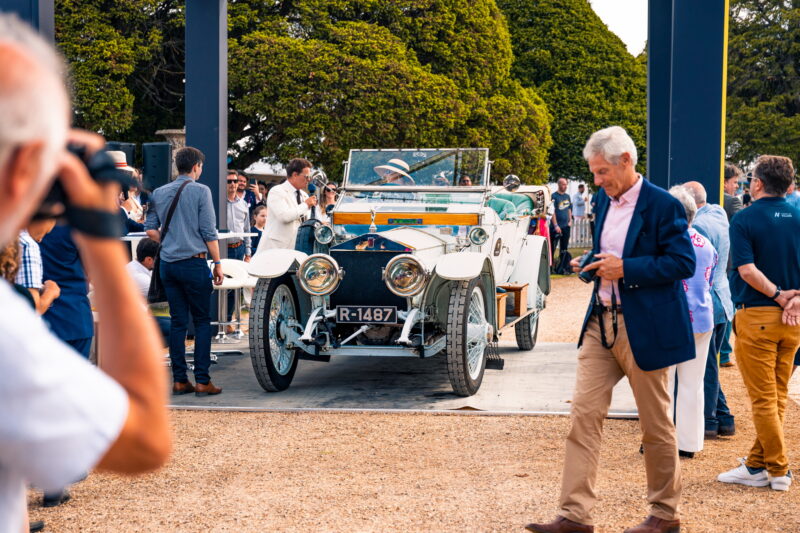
{"left": 15, "top": 230, "right": 43, "bottom": 289}
{"left": 145, "top": 176, "right": 218, "bottom": 262}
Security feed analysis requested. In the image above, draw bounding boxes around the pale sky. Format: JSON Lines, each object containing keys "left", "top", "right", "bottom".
{"left": 590, "top": 0, "right": 648, "bottom": 56}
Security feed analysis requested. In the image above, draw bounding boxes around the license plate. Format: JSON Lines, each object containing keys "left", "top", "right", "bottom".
{"left": 336, "top": 305, "right": 398, "bottom": 324}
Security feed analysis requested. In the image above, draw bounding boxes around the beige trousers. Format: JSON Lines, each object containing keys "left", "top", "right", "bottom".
{"left": 559, "top": 312, "right": 681, "bottom": 525}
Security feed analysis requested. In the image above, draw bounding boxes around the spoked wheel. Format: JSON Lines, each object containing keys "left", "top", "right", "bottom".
{"left": 515, "top": 284, "right": 543, "bottom": 351}
{"left": 249, "top": 276, "right": 300, "bottom": 391}
{"left": 446, "top": 277, "right": 489, "bottom": 396}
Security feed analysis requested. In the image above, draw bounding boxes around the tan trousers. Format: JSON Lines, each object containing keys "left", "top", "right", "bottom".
{"left": 734, "top": 307, "right": 800, "bottom": 476}
{"left": 559, "top": 312, "right": 681, "bottom": 525}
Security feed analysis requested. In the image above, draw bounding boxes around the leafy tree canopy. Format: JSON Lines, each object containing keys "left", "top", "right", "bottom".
{"left": 497, "top": 0, "right": 647, "bottom": 180}
{"left": 726, "top": 0, "right": 800, "bottom": 171}
{"left": 56, "top": 0, "right": 552, "bottom": 183}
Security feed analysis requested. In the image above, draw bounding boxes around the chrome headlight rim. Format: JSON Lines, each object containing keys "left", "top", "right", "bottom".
{"left": 383, "top": 254, "right": 428, "bottom": 298}
{"left": 298, "top": 254, "right": 342, "bottom": 296}
{"left": 314, "top": 224, "right": 334, "bottom": 245}
{"left": 469, "top": 227, "right": 489, "bottom": 246}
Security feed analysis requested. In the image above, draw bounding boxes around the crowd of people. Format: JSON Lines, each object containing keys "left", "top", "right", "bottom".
{"left": 526, "top": 127, "right": 800, "bottom": 533}
{"left": 2, "top": 13, "right": 800, "bottom": 533}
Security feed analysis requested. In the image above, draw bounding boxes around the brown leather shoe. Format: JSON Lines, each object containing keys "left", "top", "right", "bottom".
{"left": 624, "top": 515, "right": 680, "bottom": 533}
{"left": 525, "top": 516, "right": 594, "bottom": 533}
{"left": 172, "top": 381, "right": 195, "bottom": 395}
{"left": 195, "top": 381, "right": 222, "bottom": 396}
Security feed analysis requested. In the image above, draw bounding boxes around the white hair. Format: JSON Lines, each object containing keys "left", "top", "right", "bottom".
{"left": 0, "top": 14, "right": 70, "bottom": 179}
{"left": 683, "top": 182, "right": 707, "bottom": 206}
{"left": 669, "top": 185, "right": 697, "bottom": 225}
{"left": 582, "top": 126, "right": 638, "bottom": 167}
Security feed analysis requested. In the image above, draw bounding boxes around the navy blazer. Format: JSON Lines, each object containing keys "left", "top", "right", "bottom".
{"left": 578, "top": 179, "right": 696, "bottom": 371}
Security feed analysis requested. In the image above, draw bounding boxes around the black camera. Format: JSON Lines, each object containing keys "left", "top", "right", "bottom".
{"left": 578, "top": 251, "right": 600, "bottom": 284}
{"left": 33, "top": 144, "right": 135, "bottom": 220}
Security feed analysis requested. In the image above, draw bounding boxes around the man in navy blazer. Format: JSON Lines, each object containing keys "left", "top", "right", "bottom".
{"left": 527, "top": 127, "right": 696, "bottom": 533}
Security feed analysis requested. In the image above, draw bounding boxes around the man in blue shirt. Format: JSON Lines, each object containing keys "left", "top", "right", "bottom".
{"left": 146, "top": 147, "right": 224, "bottom": 397}
{"left": 718, "top": 155, "right": 800, "bottom": 492}
{"left": 549, "top": 178, "right": 572, "bottom": 261}
{"left": 683, "top": 182, "right": 736, "bottom": 439}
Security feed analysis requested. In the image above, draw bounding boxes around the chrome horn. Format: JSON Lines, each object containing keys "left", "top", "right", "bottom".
{"left": 308, "top": 169, "right": 328, "bottom": 221}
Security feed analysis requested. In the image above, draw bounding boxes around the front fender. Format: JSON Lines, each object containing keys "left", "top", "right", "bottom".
{"left": 248, "top": 249, "right": 308, "bottom": 278}
{"left": 434, "top": 252, "right": 488, "bottom": 281}
{"left": 427, "top": 252, "right": 497, "bottom": 335}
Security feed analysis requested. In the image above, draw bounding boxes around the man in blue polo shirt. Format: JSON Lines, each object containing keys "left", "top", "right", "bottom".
{"left": 549, "top": 177, "right": 572, "bottom": 260}
{"left": 717, "top": 155, "right": 800, "bottom": 492}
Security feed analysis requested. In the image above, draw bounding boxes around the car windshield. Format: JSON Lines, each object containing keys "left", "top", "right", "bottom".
{"left": 345, "top": 148, "right": 488, "bottom": 187}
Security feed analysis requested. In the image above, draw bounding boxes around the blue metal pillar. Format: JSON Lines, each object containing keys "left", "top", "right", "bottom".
{"left": 185, "top": 0, "right": 228, "bottom": 230}
{"left": 0, "top": 0, "right": 54, "bottom": 40}
{"left": 648, "top": 1, "right": 730, "bottom": 204}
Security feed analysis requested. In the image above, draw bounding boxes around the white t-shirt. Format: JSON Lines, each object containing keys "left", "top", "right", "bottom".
{"left": 0, "top": 281, "right": 128, "bottom": 533}
{"left": 126, "top": 260, "right": 152, "bottom": 299}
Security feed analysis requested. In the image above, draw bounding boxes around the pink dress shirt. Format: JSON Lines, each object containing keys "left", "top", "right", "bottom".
{"left": 598, "top": 176, "right": 643, "bottom": 304}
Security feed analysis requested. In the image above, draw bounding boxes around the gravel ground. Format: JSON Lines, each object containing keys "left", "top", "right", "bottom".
{"left": 32, "top": 276, "right": 800, "bottom": 532}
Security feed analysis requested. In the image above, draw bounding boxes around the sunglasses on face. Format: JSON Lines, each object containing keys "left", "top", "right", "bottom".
{"left": 325, "top": 187, "right": 337, "bottom": 193}
{"left": 226, "top": 179, "right": 238, "bottom": 184}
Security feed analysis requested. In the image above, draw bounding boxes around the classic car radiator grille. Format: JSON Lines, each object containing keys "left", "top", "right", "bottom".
{"left": 330, "top": 250, "right": 406, "bottom": 309}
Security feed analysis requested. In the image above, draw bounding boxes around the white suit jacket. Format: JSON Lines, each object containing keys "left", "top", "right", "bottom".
{"left": 256, "top": 180, "right": 310, "bottom": 254}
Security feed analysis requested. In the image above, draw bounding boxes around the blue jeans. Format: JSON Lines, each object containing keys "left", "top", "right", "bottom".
{"left": 704, "top": 321, "right": 735, "bottom": 431}
{"left": 226, "top": 244, "right": 246, "bottom": 321}
{"left": 66, "top": 337, "right": 92, "bottom": 359}
{"left": 719, "top": 319, "right": 733, "bottom": 364}
{"left": 161, "top": 257, "right": 213, "bottom": 384}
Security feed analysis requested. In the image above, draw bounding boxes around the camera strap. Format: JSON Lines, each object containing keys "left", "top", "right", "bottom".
{"left": 593, "top": 281, "right": 618, "bottom": 350}
{"left": 65, "top": 206, "right": 125, "bottom": 239}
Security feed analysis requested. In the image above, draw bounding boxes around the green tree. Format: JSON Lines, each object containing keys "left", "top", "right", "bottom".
{"left": 228, "top": 0, "right": 552, "bottom": 182}
{"left": 55, "top": 0, "right": 185, "bottom": 147}
{"left": 498, "top": 0, "right": 648, "bottom": 180}
{"left": 55, "top": 0, "right": 551, "bottom": 182}
{"left": 726, "top": 1, "right": 800, "bottom": 170}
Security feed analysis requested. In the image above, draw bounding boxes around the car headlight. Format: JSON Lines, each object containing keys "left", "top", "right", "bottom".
{"left": 384, "top": 255, "right": 427, "bottom": 297}
{"left": 314, "top": 224, "right": 334, "bottom": 244}
{"left": 469, "top": 227, "right": 489, "bottom": 245}
{"left": 298, "top": 254, "right": 342, "bottom": 295}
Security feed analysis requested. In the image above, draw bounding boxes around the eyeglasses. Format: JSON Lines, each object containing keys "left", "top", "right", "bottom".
{"left": 226, "top": 180, "right": 238, "bottom": 184}
{"left": 325, "top": 187, "right": 337, "bottom": 193}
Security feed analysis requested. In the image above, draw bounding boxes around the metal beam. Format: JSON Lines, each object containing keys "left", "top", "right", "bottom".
{"left": 0, "top": 0, "right": 54, "bottom": 40}
{"left": 648, "top": 0, "right": 730, "bottom": 204}
{"left": 185, "top": 0, "right": 228, "bottom": 230}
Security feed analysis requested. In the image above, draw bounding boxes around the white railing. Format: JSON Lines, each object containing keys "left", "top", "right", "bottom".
{"left": 569, "top": 217, "right": 593, "bottom": 249}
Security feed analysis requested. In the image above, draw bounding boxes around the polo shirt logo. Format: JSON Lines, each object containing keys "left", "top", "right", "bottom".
{"left": 777, "top": 212, "right": 792, "bottom": 218}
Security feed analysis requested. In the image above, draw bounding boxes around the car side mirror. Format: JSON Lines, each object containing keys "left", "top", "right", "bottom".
{"left": 503, "top": 174, "right": 521, "bottom": 192}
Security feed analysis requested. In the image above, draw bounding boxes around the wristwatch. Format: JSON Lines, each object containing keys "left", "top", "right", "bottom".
{"left": 772, "top": 287, "right": 782, "bottom": 300}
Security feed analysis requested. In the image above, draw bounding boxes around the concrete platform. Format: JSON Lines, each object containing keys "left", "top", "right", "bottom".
{"left": 170, "top": 340, "right": 637, "bottom": 416}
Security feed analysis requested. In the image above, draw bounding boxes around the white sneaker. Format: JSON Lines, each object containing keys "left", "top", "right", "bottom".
{"left": 718, "top": 458, "right": 769, "bottom": 487}
{"left": 768, "top": 471, "right": 792, "bottom": 491}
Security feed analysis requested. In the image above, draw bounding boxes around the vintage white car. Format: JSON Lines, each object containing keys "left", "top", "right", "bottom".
{"left": 248, "top": 148, "right": 551, "bottom": 396}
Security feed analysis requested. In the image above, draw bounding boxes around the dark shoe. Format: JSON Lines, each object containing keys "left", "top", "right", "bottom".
{"left": 42, "top": 489, "right": 70, "bottom": 507}
{"left": 678, "top": 450, "right": 695, "bottom": 459}
{"left": 624, "top": 515, "right": 680, "bottom": 533}
{"left": 720, "top": 361, "right": 734, "bottom": 367}
{"left": 639, "top": 444, "right": 644, "bottom": 455}
{"left": 172, "top": 381, "right": 195, "bottom": 395}
{"left": 704, "top": 429, "right": 718, "bottom": 439}
{"left": 525, "top": 516, "right": 594, "bottom": 533}
{"left": 718, "top": 425, "right": 735, "bottom": 437}
{"left": 195, "top": 381, "right": 222, "bottom": 396}
{"left": 30, "top": 521, "right": 45, "bottom": 532}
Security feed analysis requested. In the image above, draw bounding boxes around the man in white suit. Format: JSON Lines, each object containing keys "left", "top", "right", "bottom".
{"left": 256, "top": 158, "right": 317, "bottom": 253}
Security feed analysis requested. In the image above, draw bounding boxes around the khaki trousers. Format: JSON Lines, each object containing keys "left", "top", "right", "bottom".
{"left": 559, "top": 312, "right": 681, "bottom": 525}
{"left": 734, "top": 306, "right": 800, "bottom": 476}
